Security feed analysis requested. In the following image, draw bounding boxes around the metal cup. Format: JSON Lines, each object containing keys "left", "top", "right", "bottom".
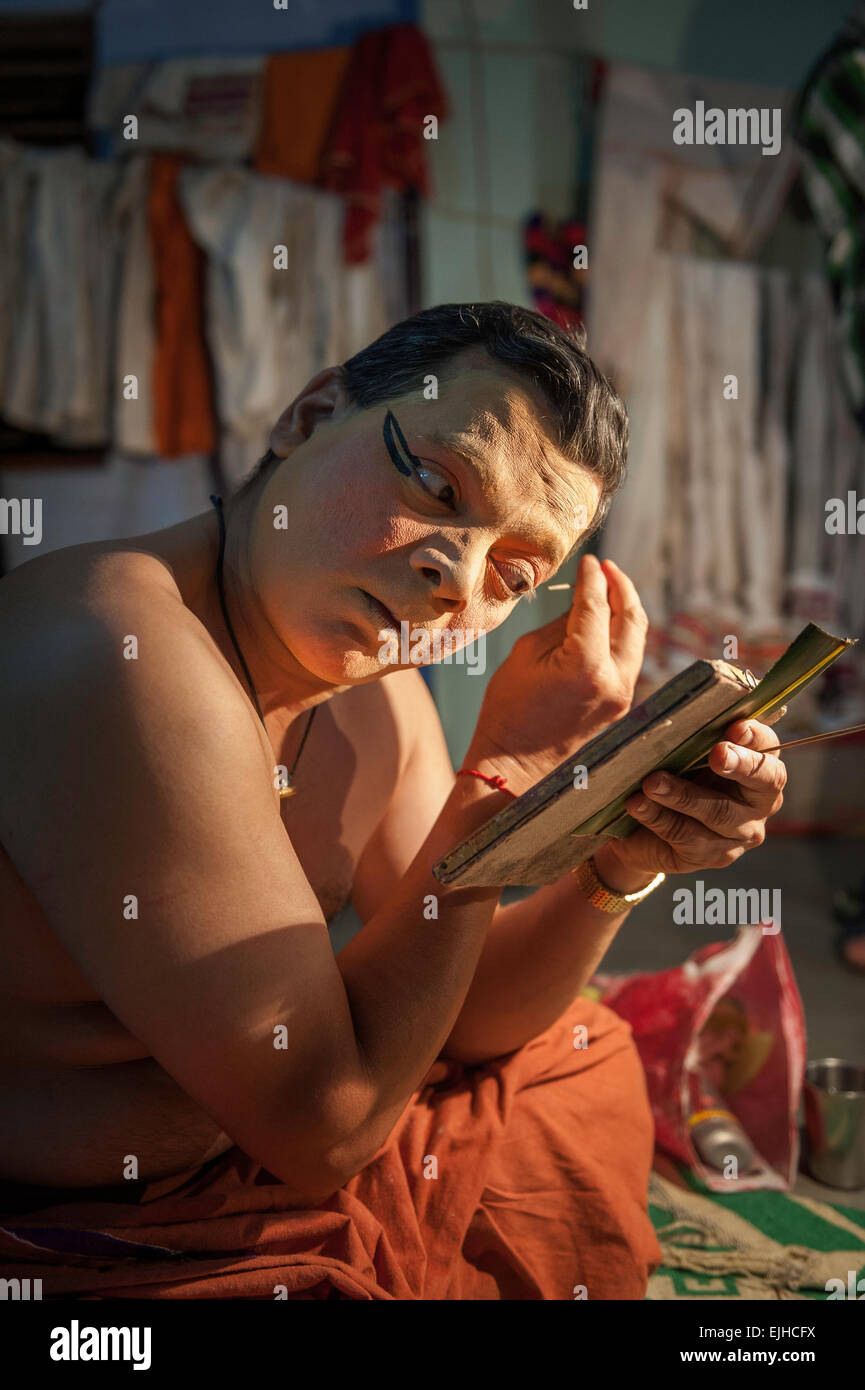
{"left": 801, "top": 1058, "right": 865, "bottom": 1190}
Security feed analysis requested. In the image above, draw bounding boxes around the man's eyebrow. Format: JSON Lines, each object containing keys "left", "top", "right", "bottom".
{"left": 415, "top": 427, "right": 485, "bottom": 471}
{"left": 415, "top": 427, "right": 574, "bottom": 569}
{"left": 519, "top": 521, "right": 571, "bottom": 571}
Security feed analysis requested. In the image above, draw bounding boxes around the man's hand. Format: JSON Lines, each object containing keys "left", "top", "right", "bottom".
{"left": 465, "top": 554, "right": 648, "bottom": 795}
{"left": 441, "top": 710, "right": 789, "bottom": 1064}
{"left": 598, "top": 715, "right": 787, "bottom": 881}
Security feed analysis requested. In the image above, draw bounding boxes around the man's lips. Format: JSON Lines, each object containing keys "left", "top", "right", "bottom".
{"left": 358, "top": 589, "right": 401, "bottom": 631}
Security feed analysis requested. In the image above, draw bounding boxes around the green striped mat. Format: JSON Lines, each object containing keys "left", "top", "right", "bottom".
{"left": 647, "top": 1168, "right": 865, "bottom": 1300}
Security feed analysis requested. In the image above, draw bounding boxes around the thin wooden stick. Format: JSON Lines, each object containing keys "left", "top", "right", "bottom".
{"left": 688, "top": 721, "right": 865, "bottom": 770}
{"left": 543, "top": 581, "right": 864, "bottom": 762}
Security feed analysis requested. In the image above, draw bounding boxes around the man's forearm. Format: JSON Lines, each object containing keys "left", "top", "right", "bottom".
{"left": 438, "top": 842, "right": 655, "bottom": 1064}
{"left": 333, "top": 778, "right": 508, "bottom": 1134}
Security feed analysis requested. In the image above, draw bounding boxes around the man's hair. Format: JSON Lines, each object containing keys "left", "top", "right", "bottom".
{"left": 241, "top": 300, "right": 628, "bottom": 541}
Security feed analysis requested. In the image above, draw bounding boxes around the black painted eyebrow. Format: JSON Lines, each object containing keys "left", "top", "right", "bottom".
{"left": 385, "top": 411, "right": 574, "bottom": 570}
{"left": 383, "top": 409, "right": 420, "bottom": 477}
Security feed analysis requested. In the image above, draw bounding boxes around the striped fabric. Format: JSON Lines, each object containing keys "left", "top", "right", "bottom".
{"left": 523, "top": 213, "right": 587, "bottom": 331}
{"left": 647, "top": 1167, "right": 865, "bottom": 1300}
{"left": 795, "top": 35, "right": 865, "bottom": 433}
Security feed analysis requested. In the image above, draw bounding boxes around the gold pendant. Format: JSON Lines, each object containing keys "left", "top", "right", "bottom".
{"left": 278, "top": 784, "right": 297, "bottom": 800}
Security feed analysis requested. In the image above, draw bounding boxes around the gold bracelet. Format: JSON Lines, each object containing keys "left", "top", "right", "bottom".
{"left": 572, "top": 856, "right": 665, "bottom": 914}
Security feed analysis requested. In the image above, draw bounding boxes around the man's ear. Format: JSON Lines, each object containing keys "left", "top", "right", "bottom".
{"left": 269, "top": 366, "right": 352, "bottom": 458}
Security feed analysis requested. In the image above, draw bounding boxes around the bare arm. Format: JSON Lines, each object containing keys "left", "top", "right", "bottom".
{"left": 350, "top": 671, "right": 646, "bottom": 1068}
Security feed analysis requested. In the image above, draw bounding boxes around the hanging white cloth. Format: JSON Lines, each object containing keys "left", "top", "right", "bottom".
{"left": 598, "top": 253, "right": 672, "bottom": 628}
{"left": 89, "top": 57, "right": 265, "bottom": 163}
{"left": 2, "top": 147, "right": 120, "bottom": 445}
{"left": 588, "top": 61, "right": 863, "bottom": 685}
{"left": 761, "top": 268, "right": 797, "bottom": 626}
{"left": 789, "top": 274, "right": 835, "bottom": 602}
{"left": 179, "top": 166, "right": 397, "bottom": 488}
{"left": 715, "top": 260, "right": 766, "bottom": 628}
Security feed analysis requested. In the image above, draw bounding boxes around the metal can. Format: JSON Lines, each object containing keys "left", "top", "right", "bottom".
{"left": 688, "top": 1106, "right": 757, "bottom": 1172}
{"left": 802, "top": 1058, "right": 865, "bottom": 1190}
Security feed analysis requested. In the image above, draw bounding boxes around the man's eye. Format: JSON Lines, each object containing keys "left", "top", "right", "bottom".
{"left": 496, "top": 563, "right": 536, "bottom": 599}
{"left": 383, "top": 411, "right": 458, "bottom": 511}
{"left": 414, "top": 463, "right": 457, "bottom": 509}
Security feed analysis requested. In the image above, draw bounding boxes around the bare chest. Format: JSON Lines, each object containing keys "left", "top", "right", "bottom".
{"left": 0, "top": 684, "right": 398, "bottom": 1018}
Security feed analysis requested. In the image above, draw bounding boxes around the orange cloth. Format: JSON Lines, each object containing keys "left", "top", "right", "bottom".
{"left": 253, "top": 48, "right": 352, "bottom": 184}
{"left": 322, "top": 23, "right": 447, "bottom": 264}
{"left": 148, "top": 154, "right": 217, "bottom": 458}
{"left": 0, "top": 999, "right": 661, "bottom": 1300}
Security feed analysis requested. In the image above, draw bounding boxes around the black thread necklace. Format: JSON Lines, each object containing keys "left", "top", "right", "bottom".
{"left": 210, "top": 494, "right": 315, "bottom": 800}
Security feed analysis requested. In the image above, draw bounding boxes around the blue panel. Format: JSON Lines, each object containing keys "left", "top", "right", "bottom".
{"left": 95, "top": 0, "right": 417, "bottom": 65}
{"left": 673, "top": 0, "right": 850, "bottom": 87}
{"left": 0, "top": 1, "right": 90, "bottom": 9}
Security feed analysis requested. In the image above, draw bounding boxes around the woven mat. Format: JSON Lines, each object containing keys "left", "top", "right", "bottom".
{"left": 647, "top": 1168, "right": 865, "bottom": 1300}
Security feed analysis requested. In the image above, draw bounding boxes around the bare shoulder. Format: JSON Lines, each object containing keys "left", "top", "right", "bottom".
{"left": 0, "top": 542, "right": 185, "bottom": 667}
{"left": 1, "top": 541, "right": 222, "bottom": 680}
{"left": 0, "top": 542, "right": 262, "bottom": 841}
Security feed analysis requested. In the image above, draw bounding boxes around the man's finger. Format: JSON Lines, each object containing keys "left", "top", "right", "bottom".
{"left": 625, "top": 795, "right": 746, "bottom": 868}
{"left": 606, "top": 824, "right": 683, "bottom": 876}
{"left": 723, "top": 717, "right": 785, "bottom": 750}
{"left": 640, "top": 770, "right": 756, "bottom": 840}
{"left": 565, "top": 554, "right": 612, "bottom": 661}
{"left": 603, "top": 558, "right": 648, "bottom": 683}
{"left": 707, "top": 740, "right": 787, "bottom": 810}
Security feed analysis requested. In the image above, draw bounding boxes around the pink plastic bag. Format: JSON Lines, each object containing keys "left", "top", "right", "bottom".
{"left": 590, "top": 927, "right": 807, "bottom": 1192}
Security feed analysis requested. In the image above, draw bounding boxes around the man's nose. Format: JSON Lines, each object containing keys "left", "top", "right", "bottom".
{"left": 410, "top": 544, "right": 480, "bottom": 616}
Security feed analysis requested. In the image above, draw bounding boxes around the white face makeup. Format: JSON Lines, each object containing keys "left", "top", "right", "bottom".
{"left": 251, "top": 363, "right": 601, "bottom": 686}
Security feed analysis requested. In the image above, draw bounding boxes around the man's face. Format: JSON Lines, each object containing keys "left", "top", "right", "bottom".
{"left": 252, "top": 353, "right": 602, "bottom": 684}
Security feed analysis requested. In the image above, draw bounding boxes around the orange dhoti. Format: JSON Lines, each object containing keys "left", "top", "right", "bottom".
{"left": 0, "top": 998, "right": 661, "bottom": 1300}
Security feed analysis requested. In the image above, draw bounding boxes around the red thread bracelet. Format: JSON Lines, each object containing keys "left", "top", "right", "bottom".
{"left": 456, "top": 768, "right": 517, "bottom": 797}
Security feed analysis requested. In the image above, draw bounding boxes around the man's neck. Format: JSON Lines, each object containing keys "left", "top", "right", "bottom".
{"left": 144, "top": 504, "right": 346, "bottom": 721}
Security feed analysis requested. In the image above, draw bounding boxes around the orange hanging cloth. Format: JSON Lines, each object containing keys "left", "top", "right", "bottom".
{"left": 322, "top": 23, "right": 447, "bottom": 264}
{"left": 253, "top": 47, "right": 352, "bottom": 184}
{"left": 148, "top": 154, "right": 217, "bottom": 458}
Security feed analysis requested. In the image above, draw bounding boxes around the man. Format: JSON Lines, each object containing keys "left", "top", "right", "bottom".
{"left": 0, "top": 303, "right": 786, "bottom": 1299}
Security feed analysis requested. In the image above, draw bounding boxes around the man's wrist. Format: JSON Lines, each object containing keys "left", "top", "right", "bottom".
{"left": 441, "top": 766, "right": 515, "bottom": 837}
{"left": 460, "top": 744, "right": 545, "bottom": 802}
{"left": 592, "top": 842, "right": 661, "bottom": 896}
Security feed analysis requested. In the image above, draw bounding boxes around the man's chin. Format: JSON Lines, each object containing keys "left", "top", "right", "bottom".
{"left": 291, "top": 631, "right": 398, "bottom": 685}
